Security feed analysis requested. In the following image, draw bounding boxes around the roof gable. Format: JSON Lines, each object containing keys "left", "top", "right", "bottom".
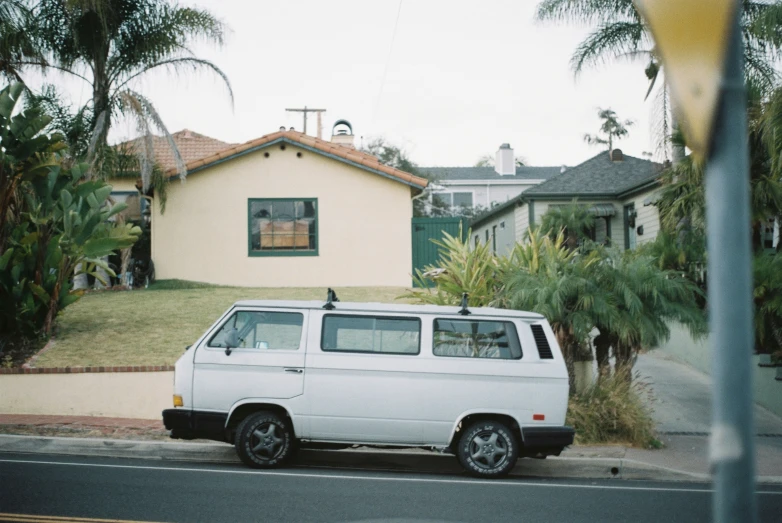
{"left": 523, "top": 151, "right": 662, "bottom": 197}
{"left": 170, "top": 130, "right": 428, "bottom": 190}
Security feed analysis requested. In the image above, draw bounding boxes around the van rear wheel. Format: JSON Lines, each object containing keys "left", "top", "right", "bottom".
{"left": 235, "top": 411, "right": 294, "bottom": 469}
{"left": 457, "top": 420, "right": 519, "bottom": 478}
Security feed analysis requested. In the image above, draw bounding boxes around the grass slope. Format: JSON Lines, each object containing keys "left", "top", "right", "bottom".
{"left": 35, "top": 282, "right": 409, "bottom": 367}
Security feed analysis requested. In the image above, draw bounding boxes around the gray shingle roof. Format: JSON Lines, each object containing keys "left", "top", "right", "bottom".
{"left": 524, "top": 151, "right": 662, "bottom": 197}
{"left": 422, "top": 166, "right": 562, "bottom": 181}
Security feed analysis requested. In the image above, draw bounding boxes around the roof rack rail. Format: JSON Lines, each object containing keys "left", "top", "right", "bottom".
{"left": 324, "top": 288, "right": 339, "bottom": 310}
{"left": 458, "top": 293, "right": 471, "bottom": 316}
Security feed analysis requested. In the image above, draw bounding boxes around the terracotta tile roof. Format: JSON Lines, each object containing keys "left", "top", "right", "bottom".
{"left": 120, "top": 129, "right": 236, "bottom": 172}
{"left": 164, "top": 129, "right": 428, "bottom": 190}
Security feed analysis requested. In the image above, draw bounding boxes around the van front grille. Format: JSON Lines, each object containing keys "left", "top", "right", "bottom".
{"left": 531, "top": 324, "right": 554, "bottom": 359}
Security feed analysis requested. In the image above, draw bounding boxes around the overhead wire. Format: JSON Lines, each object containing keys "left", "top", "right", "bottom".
{"left": 371, "top": 0, "right": 404, "bottom": 126}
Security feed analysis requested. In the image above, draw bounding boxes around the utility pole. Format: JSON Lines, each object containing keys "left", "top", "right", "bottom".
{"left": 705, "top": 11, "right": 756, "bottom": 523}
{"left": 634, "top": 2, "right": 755, "bottom": 522}
{"left": 285, "top": 106, "right": 326, "bottom": 137}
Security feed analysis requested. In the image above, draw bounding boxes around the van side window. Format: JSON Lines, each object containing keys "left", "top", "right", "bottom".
{"left": 433, "top": 319, "right": 522, "bottom": 359}
{"left": 321, "top": 315, "right": 420, "bottom": 355}
{"left": 208, "top": 311, "right": 304, "bottom": 350}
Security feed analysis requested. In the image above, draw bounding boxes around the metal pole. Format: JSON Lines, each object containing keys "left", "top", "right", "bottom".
{"left": 706, "top": 9, "right": 757, "bottom": 523}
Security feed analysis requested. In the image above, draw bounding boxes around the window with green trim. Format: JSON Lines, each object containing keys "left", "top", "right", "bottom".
{"left": 248, "top": 198, "right": 318, "bottom": 256}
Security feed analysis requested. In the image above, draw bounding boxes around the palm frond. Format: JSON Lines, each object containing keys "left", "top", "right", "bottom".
{"left": 571, "top": 21, "right": 650, "bottom": 74}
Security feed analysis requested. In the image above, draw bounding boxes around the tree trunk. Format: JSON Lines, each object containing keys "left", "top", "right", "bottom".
{"left": 72, "top": 263, "right": 89, "bottom": 290}
{"left": 613, "top": 342, "right": 634, "bottom": 384}
{"left": 93, "top": 255, "right": 110, "bottom": 289}
{"left": 594, "top": 332, "right": 612, "bottom": 382}
{"left": 120, "top": 247, "right": 132, "bottom": 287}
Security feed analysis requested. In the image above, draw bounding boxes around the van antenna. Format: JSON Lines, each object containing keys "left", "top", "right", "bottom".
{"left": 324, "top": 288, "right": 339, "bottom": 310}
{"left": 458, "top": 293, "right": 471, "bottom": 315}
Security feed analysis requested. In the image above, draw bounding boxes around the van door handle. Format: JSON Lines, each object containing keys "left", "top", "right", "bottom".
{"left": 284, "top": 368, "right": 303, "bottom": 374}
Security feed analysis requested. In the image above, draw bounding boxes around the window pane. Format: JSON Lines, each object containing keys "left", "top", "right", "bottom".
{"left": 432, "top": 193, "right": 451, "bottom": 207}
{"left": 208, "top": 311, "right": 303, "bottom": 350}
{"left": 453, "top": 192, "right": 473, "bottom": 207}
{"left": 322, "top": 315, "right": 420, "bottom": 355}
{"left": 433, "top": 319, "right": 521, "bottom": 359}
{"left": 250, "top": 199, "right": 317, "bottom": 254}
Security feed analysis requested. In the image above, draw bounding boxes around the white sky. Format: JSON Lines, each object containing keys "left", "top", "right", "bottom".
{"left": 39, "top": 0, "right": 661, "bottom": 168}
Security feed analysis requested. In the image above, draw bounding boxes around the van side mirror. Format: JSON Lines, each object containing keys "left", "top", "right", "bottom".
{"left": 224, "top": 328, "right": 240, "bottom": 356}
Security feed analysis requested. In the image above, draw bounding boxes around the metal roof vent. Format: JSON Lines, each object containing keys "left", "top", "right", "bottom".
{"left": 331, "top": 119, "right": 354, "bottom": 148}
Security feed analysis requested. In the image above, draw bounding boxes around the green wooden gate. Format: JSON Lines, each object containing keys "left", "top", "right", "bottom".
{"left": 411, "top": 217, "right": 469, "bottom": 287}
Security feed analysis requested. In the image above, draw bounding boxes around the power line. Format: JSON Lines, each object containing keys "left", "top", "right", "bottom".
{"left": 371, "top": 0, "right": 404, "bottom": 125}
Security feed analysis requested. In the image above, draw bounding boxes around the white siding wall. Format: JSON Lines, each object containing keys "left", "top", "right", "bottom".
{"left": 440, "top": 182, "right": 540, "bottom": 208}
{"left": 471, "top": 206, "right": 516, "bottom": 257}
{"left": 622, "top": 189, "right": 661, "bottom": 247}
{"left": 514, "top": 203, "right": 529, "bottom": 242}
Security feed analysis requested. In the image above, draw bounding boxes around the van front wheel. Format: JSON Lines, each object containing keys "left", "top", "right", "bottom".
{"left": 235, "top": 411, "right": 294, "bottom": 468}
{"left": 457, "top": 420, "right": 519, "bottom": 478}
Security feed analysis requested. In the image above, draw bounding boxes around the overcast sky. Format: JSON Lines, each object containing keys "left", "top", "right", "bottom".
{"left": 48, "top": 0, "right": 661, "bottom": 168}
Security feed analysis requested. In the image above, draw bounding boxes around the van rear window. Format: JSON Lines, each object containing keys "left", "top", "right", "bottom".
{"left": 321, "top": 315, "right": 421, "bottom": 355}
{"left": 433, "top": 319, "right": 522, "bottom": 359}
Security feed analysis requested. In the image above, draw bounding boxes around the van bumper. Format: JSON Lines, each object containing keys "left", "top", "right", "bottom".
{"left": 521, "top": 426, "right": 576, "bottom": 455}
{"left": 162, "top": 409, "right": 228, "bottom": 443}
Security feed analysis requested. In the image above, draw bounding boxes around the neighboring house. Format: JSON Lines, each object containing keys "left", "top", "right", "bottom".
{"left": 471, "top": 149, "right": 664, "bottom": 256}
{"left": 423, "top": 144, "right": 561, "bottom": 213}
{"left": 111, "top": 126, "right": 427, "bottom": 287}
{"left": 109, "top": 129, "right": 237, "bottom": 220}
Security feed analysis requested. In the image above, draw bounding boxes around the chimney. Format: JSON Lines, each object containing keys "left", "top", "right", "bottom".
{"left": 610, "top": 148, "right": 624, "bottom": 162}
{"left": 495, "top": 143, "right": 515, "bottom": 175}
{"left": 331, "top": 119, "right": 355, "bottom": 148}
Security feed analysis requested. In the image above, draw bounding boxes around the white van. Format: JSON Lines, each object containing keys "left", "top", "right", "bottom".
{"left": 162, "top": 293, "right": 574, "bottom": 477}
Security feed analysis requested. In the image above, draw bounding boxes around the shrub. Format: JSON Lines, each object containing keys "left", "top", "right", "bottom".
{"left": 566, "top": 371, "right": 659, "bottom": 447}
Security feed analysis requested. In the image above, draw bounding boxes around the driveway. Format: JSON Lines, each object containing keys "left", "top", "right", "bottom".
{"left": 633, "top": 350, "right": 782, "bottom": 477}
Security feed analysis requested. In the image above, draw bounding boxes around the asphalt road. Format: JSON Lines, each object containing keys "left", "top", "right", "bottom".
{"left": 1, "top": 453, "right": 781, "bottom": 523}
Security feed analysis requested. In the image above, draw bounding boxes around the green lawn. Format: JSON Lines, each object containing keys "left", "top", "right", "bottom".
{"left": 35, "top": 281, "right": 412, "bottom": 367}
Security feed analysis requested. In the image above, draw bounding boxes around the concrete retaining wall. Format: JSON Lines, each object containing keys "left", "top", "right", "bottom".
{"left": 657, "top": 323, "right": 782, "bottom": 418}
{"left": 0, "top": 371, "right": 172, "bottom": 419}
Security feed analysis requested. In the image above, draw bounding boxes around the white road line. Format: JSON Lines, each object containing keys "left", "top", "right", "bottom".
{"left": 1, "top": 458, "right": 781, "bottom": 495}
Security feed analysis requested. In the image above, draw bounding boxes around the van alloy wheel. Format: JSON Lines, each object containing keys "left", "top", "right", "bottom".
{"left": 235, "top": 411, "right": 294, "bottom": 469}
{"left": 457, "top": 420, "right": 519, "bottom": 478}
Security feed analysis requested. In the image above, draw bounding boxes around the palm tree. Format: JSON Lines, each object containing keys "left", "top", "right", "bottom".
{"left": 0, "top": 0, "right": 42, "bottom": 82}
{"left": 539, "top": 201, "right": 597, "bottom": 250}
{"left": 503, "top": 229, "right": 614, "bottom": 391}
{"left": 583, "top": 107, "right": 633, "bottom": 151}
{"left": 535, "top": 0, "right": 782, "bottom": 160}
{"left": 27, "top": 0, "right": 233, "bottom": 190}
{"left": 593, "top": 247, "right": 705, "bottom": 380}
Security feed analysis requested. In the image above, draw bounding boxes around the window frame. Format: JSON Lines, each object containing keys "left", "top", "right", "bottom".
{"left": 432, "top": 318, "right": 523, "bottom": 360}
{"left": 205, "top": 309, "right": 305, "bottom": 352}
{"left": 247, "top": 198, "right": 319, "bottom": 257}
{"left": 320, "top": 313, "right": 422, "bottom": 356}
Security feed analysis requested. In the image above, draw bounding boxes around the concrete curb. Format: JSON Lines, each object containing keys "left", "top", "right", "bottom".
{"left": 4, "top": 434, "right": 778, "bottom": 484}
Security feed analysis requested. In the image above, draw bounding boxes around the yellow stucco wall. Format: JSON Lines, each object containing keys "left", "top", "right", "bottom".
{"left": 150, "top": 143, "right": 414, "bottom": 287}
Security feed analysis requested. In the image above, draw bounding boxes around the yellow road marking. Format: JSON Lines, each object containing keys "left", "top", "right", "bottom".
{"left": 0, "top": 514, "right": 166, "bottom": 523}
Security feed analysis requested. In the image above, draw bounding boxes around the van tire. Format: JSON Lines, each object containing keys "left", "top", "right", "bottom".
{"left": 456, "top": 419, "right": 519, "bottom": 478}
{"left": 234, "top": 411, "right": 294, "bottom": 469}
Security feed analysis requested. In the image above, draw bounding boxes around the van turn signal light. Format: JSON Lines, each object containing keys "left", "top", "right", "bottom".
{"left": 533, "top": 414, "right": 545, "bottom": 421}
{"left": 173, "top": 395, "right": 183, "bottom": 407}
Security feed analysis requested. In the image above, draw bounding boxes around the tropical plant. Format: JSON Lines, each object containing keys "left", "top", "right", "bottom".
{"left": 539, "top": 201, "right": 597, "bottom": 250}
{"left": 0, "top": 82, "right": 140, "bottom": 350}
{"left": 400, "top": 228, "right": 502, "bottom": 307}
{"left": 28, "top": 0, "right": 232, "bottom": 189}
{"left": 583, "top": 107, "right": 633, "bottom": 151}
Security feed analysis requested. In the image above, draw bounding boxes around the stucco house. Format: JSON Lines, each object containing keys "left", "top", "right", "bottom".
{"left": 110, "top": 127, "right": 428, "bottom": 287}
{"left": 422, "top": 143, "right": 561, "bottom": 213}
{"left": 470, "top": 149, "right": 664, "bottom": 256}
